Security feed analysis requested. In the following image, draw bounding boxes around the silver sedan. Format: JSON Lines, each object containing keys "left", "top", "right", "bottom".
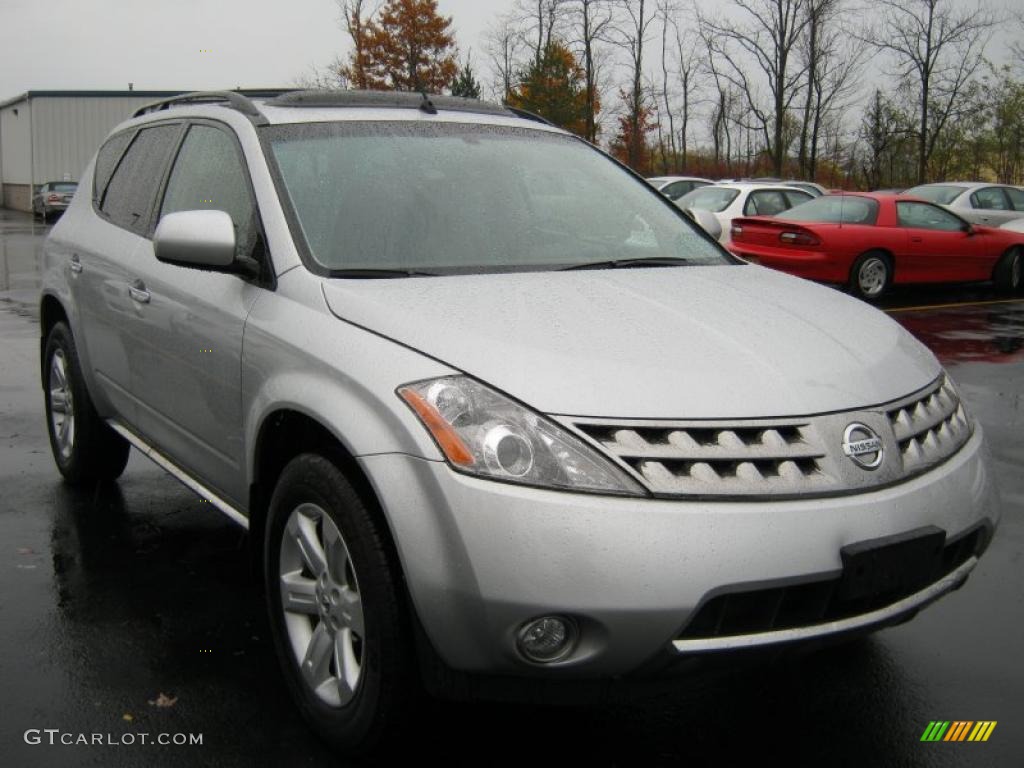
{"left": 903, "top": 182, "right": 1024, "bottom": 226}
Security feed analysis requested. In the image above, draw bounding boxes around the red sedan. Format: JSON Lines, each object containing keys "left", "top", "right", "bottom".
{"left": 726, "top": 193, "right": 1024, "bottom": 299}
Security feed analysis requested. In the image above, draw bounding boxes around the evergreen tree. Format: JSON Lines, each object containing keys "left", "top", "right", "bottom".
{"left": 451, "top": 57, "right": 483, "bottom": 99}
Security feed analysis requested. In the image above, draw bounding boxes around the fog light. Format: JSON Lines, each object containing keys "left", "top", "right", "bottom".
{"left": 516, "top": 616, "right": 576, "bottom": 663}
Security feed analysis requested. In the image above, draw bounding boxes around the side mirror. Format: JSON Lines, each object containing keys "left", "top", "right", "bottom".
{"left": 154, "top": 210, "right": 236, "bottom": 270}
{"left": 961, "top": 221, "right": 974, "bottom": 235}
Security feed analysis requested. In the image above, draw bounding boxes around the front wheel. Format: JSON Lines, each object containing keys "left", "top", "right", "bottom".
{"left": 264, "top": 454, "right": 416, "bottom": 757}
{"left": 43, "top": 322, "right": 130, "bottom": 484}
{"left": 849, "top": 251, "right": 891, "bottom": 301}
{"left": 993, "top": 247, "right": 1022, "bottom": 294}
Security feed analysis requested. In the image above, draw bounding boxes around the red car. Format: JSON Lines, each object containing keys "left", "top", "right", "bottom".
{"left": 726, "top": 193, "right": 1024, "bottom": 299}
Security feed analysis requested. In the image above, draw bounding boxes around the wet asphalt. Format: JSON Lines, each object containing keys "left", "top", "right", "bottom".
{"left": 0, "top": 208, "right": 1021, "bottom": 767}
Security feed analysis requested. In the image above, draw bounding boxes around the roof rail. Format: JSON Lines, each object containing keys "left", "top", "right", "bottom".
{"left": 504, "top": 106, "right": 555, "bottom": 127}
{"left": 131, "top": 90, "right": 292, "bottom": 125}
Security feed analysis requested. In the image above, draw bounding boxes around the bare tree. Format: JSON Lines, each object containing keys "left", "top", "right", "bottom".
{"left": 566, "top": 0, "right": 615, "bottom": 142}
{"left": 699, "top": 0, "right": 810, "bottom": 176}
{"left": 485, "top": 14, "right": 526, "bottom": 99}
{"left": 797, "top": 0, "right": 864, "bottom": 179}
{"left": 655, "top": 1, "right": 678, "bottom": 171}
{"left": 672, "top": 20, "right": 703, "bottom": 171}
{"left": 864, "top": 0, "right": 995, "bottom": 183}
{"left": 514, "top": 0, "right": 570, "bottom": 66}
{"left": 612, "top": 0, "right": 658, "bottom": 169}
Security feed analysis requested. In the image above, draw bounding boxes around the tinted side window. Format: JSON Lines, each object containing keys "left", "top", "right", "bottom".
{"left": 101, "top": 125, "right": 179, "bottom": 234}
{"left": 662, "top": 181, "right": 685, "bottom": 200}
{"left": 897, "top": 201, "right": 964, "bottom": 231}
{"left": 783, "top": 190, "right": 812, "bottom": 208}
{"left": 1006, "top": 187, "right": 1024, "bottom": 211}
{"left": 159, "top": 124, "right": 256, "bottom": 258}
{"left": 745, "top": 190, "right": 789, "bottom": 216}
{"left": 971, "top": 187, "right": 1009, "bottom": 210}
{"left": 92, "top": 131, "right": 133, "bottom": 202}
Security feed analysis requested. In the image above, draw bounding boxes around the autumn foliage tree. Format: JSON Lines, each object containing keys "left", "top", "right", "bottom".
{"left": 507, "top": 41, "right": 593, "bottom": 137}
{"left": 609, "top": 88, "right": 655, "bottom": 173}
{"left": 343, "top": 0, "right": 458, "bottom": 92}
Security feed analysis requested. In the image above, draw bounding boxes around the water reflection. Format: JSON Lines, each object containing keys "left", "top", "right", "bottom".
{"left": 0, "top": 209, "right": 48, "bottom": 301}
{"left": 893, "top": 303, "right": 1024, "bottom": 364}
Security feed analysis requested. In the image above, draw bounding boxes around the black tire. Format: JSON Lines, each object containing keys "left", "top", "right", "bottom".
{"left": 43, "top": 322, "right": 130, "bottom": 484}
{"left": 993, "top": 247, "right": 1022, "bottom": 295}
{"left": 264, "top": 454, "right": 416, "bottom": 758}
{"left": 849, "top": 251, "right": 891, "bottom": 301}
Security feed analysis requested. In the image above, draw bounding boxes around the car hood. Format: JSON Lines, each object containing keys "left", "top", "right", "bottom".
{"left": 321, "top": 265, "right": 939, "bottom": 418}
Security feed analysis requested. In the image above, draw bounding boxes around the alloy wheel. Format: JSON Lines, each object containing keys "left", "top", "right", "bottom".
{"left": 49, "top": 349, "right": 75, "bottom": 460}
{"left": 858, "top": 256, "right": 888, "bottom": 297}
{"left": 279, "top": 503, "right": 365, "bottom": 708}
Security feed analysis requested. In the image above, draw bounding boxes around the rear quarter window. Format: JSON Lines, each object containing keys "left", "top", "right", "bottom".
{"left": 100, "top": 124, "right": 181, "bottom": 235}
{"left": 92, "top": 131, "right": 133, "bottom": 203}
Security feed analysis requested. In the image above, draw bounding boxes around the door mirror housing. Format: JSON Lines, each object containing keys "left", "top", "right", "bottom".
{"left": 961, "top": 221, "right": 974, "bottom": 235}
{"left": 154, "top": 210, "right": 237, "bottom": 270}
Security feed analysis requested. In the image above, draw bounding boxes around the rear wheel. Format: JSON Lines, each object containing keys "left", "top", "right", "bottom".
{"left": 264, "top": 454, "right": 416, "bottom": 757}
{"left": 43, "top": 322, "right": 130, "bottom": 484}
{"left": 849, "top": 251, "right": 891, "bottom": 301}
{"left": 993, "top": 247, "right": 1022, "bottom": 294}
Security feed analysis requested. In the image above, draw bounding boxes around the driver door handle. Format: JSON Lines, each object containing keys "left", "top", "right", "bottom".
{"left": 128, "top": 279, "right": 151, "bottom": 304}
{"left": 910, "top": 237, "right": 923, "bottom": 243}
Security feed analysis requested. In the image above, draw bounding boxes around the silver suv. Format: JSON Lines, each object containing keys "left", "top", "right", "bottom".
{"left": 40, "top": 90, "right": 999, "bottom": 757}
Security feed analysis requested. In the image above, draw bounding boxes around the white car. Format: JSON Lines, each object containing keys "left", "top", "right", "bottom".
{"left": 904, "top": 182, "right": 1024, "bottom": 227}
{"left": 647, "top": 175, "right": 713, "bottom": 202}
{"left": 676, "top": 182, "right": 814, "bottom": 243}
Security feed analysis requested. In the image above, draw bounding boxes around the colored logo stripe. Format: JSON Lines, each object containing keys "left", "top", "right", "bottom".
{"left": 920, "top": 721, "right": 996, "bottom": 742}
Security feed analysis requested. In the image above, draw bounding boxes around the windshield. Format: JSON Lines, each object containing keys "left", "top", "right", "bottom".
{"left": 264, "top": 122, "right": 727, "bottom": 274}
{"left": 676, "top": 186, "right": 739, "bottom": 213}
{"left": 51, "top": 182, "right": 77, "bottom": 192}
{"left": 904, "top": 184, "right": 965, "bottom": 205}
{"left": 779, "top": 195, "right": 879, "bottom": 224}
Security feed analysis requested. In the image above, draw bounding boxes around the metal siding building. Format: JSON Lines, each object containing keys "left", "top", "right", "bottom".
{"left": 0, "top": 91, "right": 183, "bottom": 211}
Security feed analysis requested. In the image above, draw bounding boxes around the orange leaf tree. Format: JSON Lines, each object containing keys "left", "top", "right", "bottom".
{"left": 506, "top": 41, "right": 594, "bottom": 138}
{"left": 609, "top": 88, "right": 655, "bottom": 174}
{"left": 358, "top": 0, "right": 458, "bottom": 92}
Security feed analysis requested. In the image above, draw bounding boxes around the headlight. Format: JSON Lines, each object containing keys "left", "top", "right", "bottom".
{"left": 398, "top": 376, "right": 645, "bottom": 496}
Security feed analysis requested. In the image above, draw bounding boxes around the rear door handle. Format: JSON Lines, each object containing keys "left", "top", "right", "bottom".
{"left": 128, "top": 280, "right": 151, "bottom": 304}
{"left": 910, "top": 237, "right": 922, "bottom": 243}
{"left": 69, "top": 254, "right": 82, "bottom": 274}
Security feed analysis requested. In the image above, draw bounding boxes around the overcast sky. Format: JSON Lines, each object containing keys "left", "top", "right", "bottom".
{"left": 0, "top": 0, "right": 1018, "bottom": 102}
{"left": 0, "top": 0, "right": 511, "bottom": 99}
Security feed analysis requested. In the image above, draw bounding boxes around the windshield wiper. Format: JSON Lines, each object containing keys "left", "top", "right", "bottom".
{"left": 559, "top": 256, "right": 693, "bottom": 271}
{"left": 327, "top": 268, "right": 440, "bottom": 279}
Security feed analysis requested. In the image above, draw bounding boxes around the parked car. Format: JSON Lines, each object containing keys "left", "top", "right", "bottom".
{"left": 903, "top": 182, "right": 1024, "bottom": 227}
{"left": 40, "top": 90, "right": 999, "bottom": 758}
{"left": 676, "top": 182, "right": 814, "bottom": 242}
{"left": 32, "top": 181, "right": 77, "bottom": 221}
{"left": 647, "top": 175, "right": 713, "bottom": 201}
{"left": 727, "top": 193, "right": 1024, "bottom": 299}
{"left": 719, "top": 178, "right": 828, "bottom": 197}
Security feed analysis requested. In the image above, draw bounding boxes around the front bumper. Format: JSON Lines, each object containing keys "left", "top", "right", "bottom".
{"left": 360, "top": 426, "right": 998, "bottom": 678}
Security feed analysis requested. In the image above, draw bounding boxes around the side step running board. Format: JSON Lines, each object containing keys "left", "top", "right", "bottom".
{"left": 108, "top": 421, "right": 250, "bottom": 530}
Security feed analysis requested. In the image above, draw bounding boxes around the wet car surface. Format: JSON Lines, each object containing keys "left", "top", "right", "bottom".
{"left": 1, "top": 208, "right": 1021, "bottom": 766}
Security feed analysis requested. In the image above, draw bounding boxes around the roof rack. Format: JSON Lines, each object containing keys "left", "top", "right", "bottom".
{"left": 263, "top": 89, "right": 518, "bottom": 118}
{"left": 131, "top": 90, "right": 292, "bottom": 125}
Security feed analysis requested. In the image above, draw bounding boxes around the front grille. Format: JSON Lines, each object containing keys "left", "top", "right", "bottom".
{"left": 564, "top": 375, "right": 971, "bottom": 499}
{"left": 677, "top": 527, "right": 982, "bottom": 640}
{"left": 887, "top": 377, "right": 970, "bottom": 474}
